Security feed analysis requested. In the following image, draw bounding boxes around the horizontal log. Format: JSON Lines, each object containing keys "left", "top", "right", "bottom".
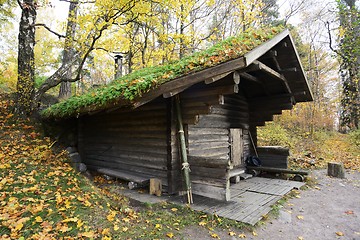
{"left": 188, "top": 127, "right": 229, "bottom": 135}
{"left": 97, "top": 168, "right": 150, "bottom": 184}
{"left": 85, "top": 157, "right": 168, "bottom": 173}
{"left": 86, "top": 125, "right": 167, "bottom": 133}
{"left": 219, "top": 103, "right": 248, "bottom": 112}
{"left": 84, "top": 153, "right": 167, "bottom": 165}
{"left": 182, "top": 115, "right": 200, "bottom": 125}
{"left": 188, "top": 135, "right": 229, "bottom": 143}
{"left": 181, "top": 95, "right": 225, "bottom": 108}
{"left": 191, "top": 180, "right": 230, "bottom": 201}
{"left": 210, "top": 107, "right": 249, "bottom": 118}
{"left": 181, "top": 84, "right": 238, "bottom": 99}
{"left": 191, "top": 166, "right": 228, "bottom": 179}
{"left": 228, "top": 167, "right": 246, "bottom": 177}
{"left": 224, "top": 96, "right": 248, "bottom": 106}
{"left": 84, "top": 143, "right": 167, "bottom": 156}
{"left": 189, "top": 147, "right": 229, "bottom": 158}
{"left": 204, "top": 72, "right": 232, "bottom": 84}
{"left": 183, "top": 106, "right": 211, "bottom": 115}
{"left": 246, "top": 166, "right": 309, "bottom": 175}
{"left": 189, "top": 141, "right": 230, "bottom": 151}
{"left": 256, "top": 146, "right": 289, "bottom": 155}
{"left": 83, "top": 137, "right": 167, "bottom": 147}
{"left": 189, "top": 156, "right": 230, "bottom": 168}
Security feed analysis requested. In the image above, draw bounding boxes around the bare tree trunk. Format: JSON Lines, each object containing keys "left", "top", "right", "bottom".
{"left": 15, "top": 0, "right": 37, "bottom": 116}
{"left": 59, "top": 1, "right": 78, "bottom": 100}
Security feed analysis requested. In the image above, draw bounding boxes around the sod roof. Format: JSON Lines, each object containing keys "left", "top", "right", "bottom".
{"left": 42, "top": 27, "right": 286, "bottom": 119}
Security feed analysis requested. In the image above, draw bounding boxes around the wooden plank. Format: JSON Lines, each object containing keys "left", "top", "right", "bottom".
{"left": 97, "top": 168, "right": 150, "bottom": 184}
{"left": 192, "top": 181, "right": 230, "bottom": 201}
{"left": 247, "top": 166, "right": 309, "bottom": 175}
{"left": 181, "top": 95, "right": 224, "bottom": 107}
{"left": 210, "top": 107, "right": 249, "bottom": 118}
{"left": 181, "top": 84, "right": 238, "bottom": 99}
{"left": 204, "top": 72, "right": 232, "bottom": 84}
{"left": 243, "top": 29, "right": 289, "bottom": 65}
{"left": 189, "top": 141, "right": 230, "bottom": 150}
{"left": 188, "top": 135, "right": 229, "bottom": 143}
{"left": 189, "top": 157, "right": 229, "bottom": 168}
{"left": 240, "top": 72, "right": 262, "bottom": 84}
{"left": 230, "top": 129, "right": 243, "bottom": 167}
{"left": 189, "top": 147, "right": 229, "bottom": 157}
{"left": 188, "top": 127, "right": 229, "bottom": 135}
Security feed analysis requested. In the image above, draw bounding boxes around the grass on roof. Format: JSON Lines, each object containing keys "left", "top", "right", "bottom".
{"left": 41, "top": 27, "right": 284, "bottom": 119}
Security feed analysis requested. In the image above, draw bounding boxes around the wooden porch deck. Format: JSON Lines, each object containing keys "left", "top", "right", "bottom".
{"left": 172, "top": 177, "right": 304, "bottom": 225}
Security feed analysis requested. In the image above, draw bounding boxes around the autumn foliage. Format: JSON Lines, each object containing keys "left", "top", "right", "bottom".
{"left": 0, "top": 93, "right": 251, "bottom": 239}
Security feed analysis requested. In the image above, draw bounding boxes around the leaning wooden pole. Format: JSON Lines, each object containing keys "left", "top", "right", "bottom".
{"left": 175, "top": 95, "right": 193, "bottom": 204}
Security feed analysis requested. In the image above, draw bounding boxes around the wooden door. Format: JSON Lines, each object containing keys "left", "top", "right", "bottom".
{"left": 230, "top": 129, "right": 244, "bottom": 167}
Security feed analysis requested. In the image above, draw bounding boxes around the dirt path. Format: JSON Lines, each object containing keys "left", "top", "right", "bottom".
{"left": 179, "top": 170, "right": 360, "bottom": 240}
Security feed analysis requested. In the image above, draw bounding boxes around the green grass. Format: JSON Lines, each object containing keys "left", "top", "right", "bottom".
{"left": 41, "top": 27, "right": 284, "bottom": 119}
{"left": 1, "top": 94, "right": 250, "bottom": 239}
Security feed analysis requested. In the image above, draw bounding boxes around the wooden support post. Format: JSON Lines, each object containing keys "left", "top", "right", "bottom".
{"left": 175, "top": 95, "right": 193, "bottom": 204}
{"left": 327, "top": 162, "right": 345, "bottom": 178}
{"left": 149, "top": 178, "right": 162, "bottom": 196}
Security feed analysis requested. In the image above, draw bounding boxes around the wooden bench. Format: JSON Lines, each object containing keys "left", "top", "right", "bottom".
{"left": 97, "top": 168, "right": 151, "bottom": 185}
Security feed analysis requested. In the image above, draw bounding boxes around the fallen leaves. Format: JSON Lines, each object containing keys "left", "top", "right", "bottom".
{"left": 297, "top": 215, "right": 304, "bottom": 220}
{"left": 345, "top": 210, "right": 354, "bottom": 215}
{"left": 336, "top": 231, "right": 344, "bottom": 236}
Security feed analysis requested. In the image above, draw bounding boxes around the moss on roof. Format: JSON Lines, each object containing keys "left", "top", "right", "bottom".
{"left": 42, "top": 27, "right": 284, "bottom": 119}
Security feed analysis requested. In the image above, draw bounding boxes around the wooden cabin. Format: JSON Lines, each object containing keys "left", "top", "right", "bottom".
{"left": 45, "top": 29, "right": 313, "bottom": 201}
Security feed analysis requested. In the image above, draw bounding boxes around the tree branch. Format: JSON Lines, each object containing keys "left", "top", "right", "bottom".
{"left": 33, "top": 23, "right": 66, "bottom": 38}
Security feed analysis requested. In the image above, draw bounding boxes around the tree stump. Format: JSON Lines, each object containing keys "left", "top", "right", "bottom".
{"left": 149, "top": 178, "right": 162, "bottom": 196}
{"left": 327, "top": 162, "right": 345, "bottom": 178}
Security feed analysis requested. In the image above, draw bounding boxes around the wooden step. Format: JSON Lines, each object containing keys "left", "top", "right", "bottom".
{"left": 228, "top": 168, "right": 246, "bottom": 178}
{"left": 239, "top": 173, "right": 253, "bottom": 180}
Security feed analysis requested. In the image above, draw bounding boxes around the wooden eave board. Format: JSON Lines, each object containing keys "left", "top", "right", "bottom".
{"left": 243, "top": 30, "right": 313, "bottom": 103}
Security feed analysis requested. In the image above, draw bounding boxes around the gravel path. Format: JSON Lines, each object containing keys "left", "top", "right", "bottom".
{"left": 180, "top": 169, "right": 360, "bottom": 240}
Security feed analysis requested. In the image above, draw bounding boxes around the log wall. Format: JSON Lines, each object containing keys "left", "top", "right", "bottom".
{"left": 178, "top": 85, "right": 251, "bottom": 200}
{"left": 78, "top": 99, "right": 170, "bottom": 189}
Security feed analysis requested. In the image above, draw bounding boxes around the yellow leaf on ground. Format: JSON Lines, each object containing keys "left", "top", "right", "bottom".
{"left": 336, "top": 232, "right": 344, "bottom": 236}
{"left": 77, "top": 220, "right": 84, "bottom": 228}
{"left": 114, "top": 225, "right": 119, "bottom": 231}
{"left": 239, "top": 233, "right": 246, "bottom": 238}
{"left": 107, "top": 211, "right": 116, "bottom": 222}
{"left": 155, "top": 223, "right": 162, "bottom": 229}
{"left": 297, "top": 215, "right": 304, "bottom": 220}
{"left": 102, "top": 228, "right": 110, "bottom": 235}
{"left": 122, "top": 217, "right": 130, "bottom": 223}
{"left": 210, "top": 233, "right": 220, "bottom": 239}
{"left": 62, "top": 217, "right": 78, "bottom": 223}
{"left": 228, "top": 231, "right": 236, "bottom": 236}
{"left": 14, "top": 223, "right": 23, "bottom": 231}
{"left": 298, "top": 237, "right": 304, "bottom": 240}
{"left": 171, "top": 208, "right": 178, "bottom": 212}
{"left": 122, "top": 227, "right": 128, "bottom": 232}
{"left": 199, "top": 221, "right": 207, "bottom": 226}
{"left": 80, "top": 231, "right": 95, "bottom": 238}
{"left": 35, "top": 216, "right": 43, "bottom": 223}
{"left": 252, "top": 231, "right": 258, "bottom": 236}
{"left": 166, "top": 232, "right": 175, "bottom": 238}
